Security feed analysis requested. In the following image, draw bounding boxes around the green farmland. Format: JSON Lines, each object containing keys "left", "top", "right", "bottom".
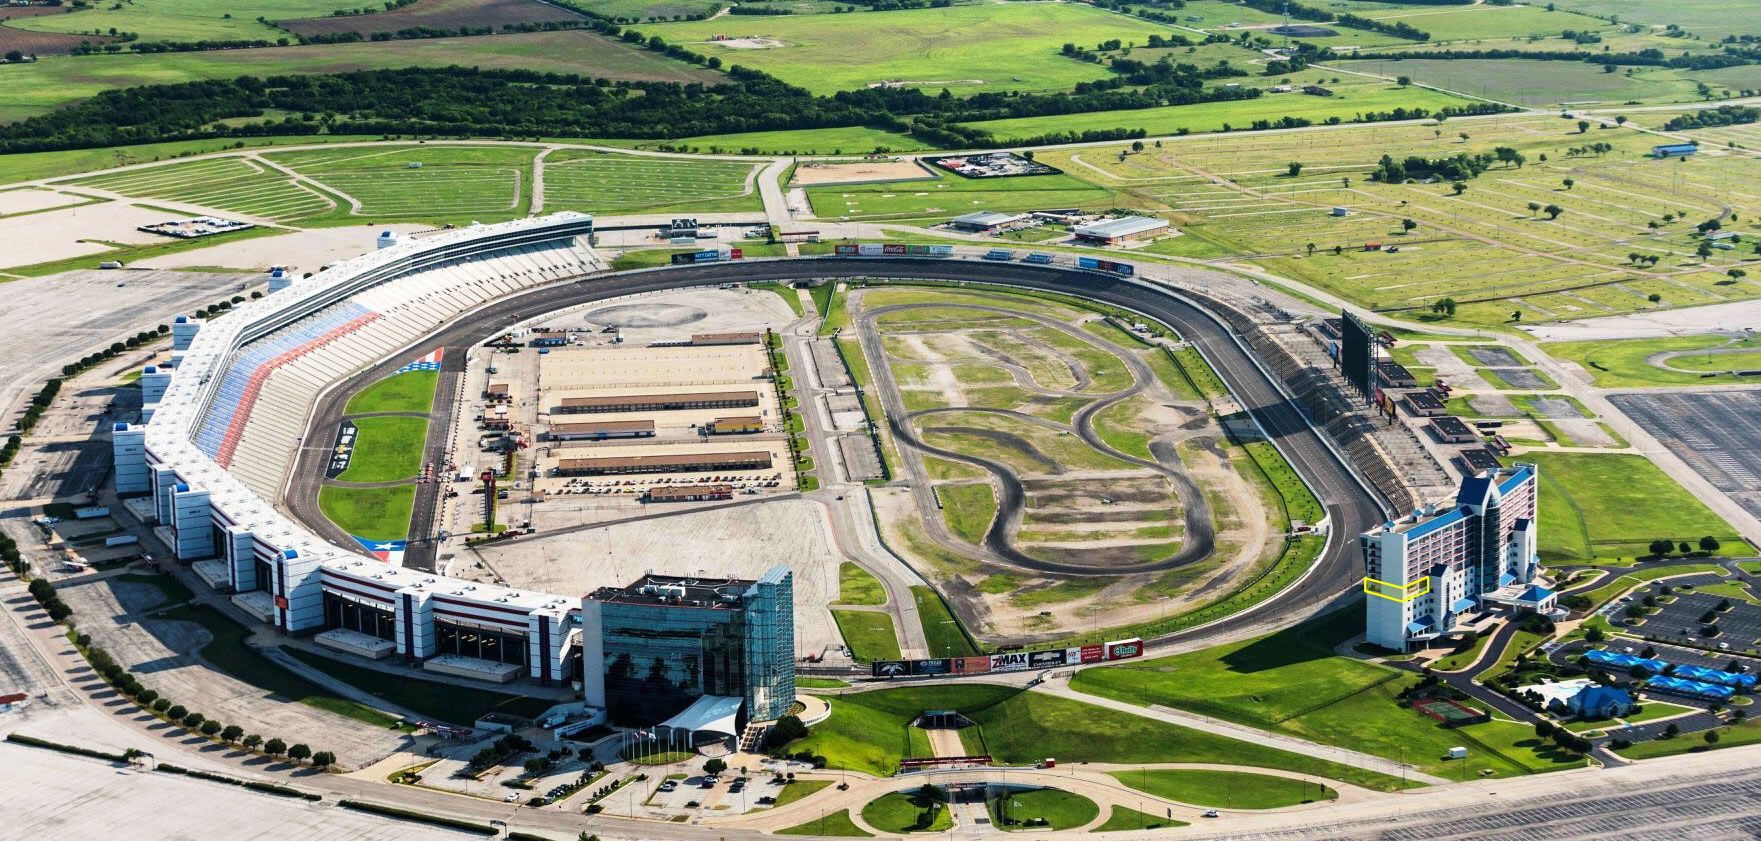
{"left": 644, "top": 3, "right": 1172, "bottom": 96}
{"left": 1334, "top": 59, "right": 1716, "bottom": 107}
{"left": 9, "top": 0, "right": 352, "bottom": 42}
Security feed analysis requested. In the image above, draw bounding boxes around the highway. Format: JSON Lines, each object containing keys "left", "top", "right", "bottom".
{"left": 284, "top": 256, "right": 1389, "bottom": 653}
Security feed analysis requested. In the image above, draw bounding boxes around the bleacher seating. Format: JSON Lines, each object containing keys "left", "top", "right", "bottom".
{"left": 193, "top": 239, "right": 602, "bottom": 496}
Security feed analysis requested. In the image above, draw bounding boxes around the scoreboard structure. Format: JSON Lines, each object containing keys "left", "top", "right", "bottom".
{"left": 1338, "top": 309, "right": 1377, "bottom": 402}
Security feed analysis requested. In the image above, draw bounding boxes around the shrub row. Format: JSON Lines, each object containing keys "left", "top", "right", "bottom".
{"left": 336, "top": 800, "right": 498, "bottom": 836}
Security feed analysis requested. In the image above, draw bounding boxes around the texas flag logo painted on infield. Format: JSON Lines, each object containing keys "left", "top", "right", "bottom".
{"left": 352, "top": 536, "right": 407, "bottom": 564}
{"left": 395, "top": 348, "right": 443, "bottom": 374}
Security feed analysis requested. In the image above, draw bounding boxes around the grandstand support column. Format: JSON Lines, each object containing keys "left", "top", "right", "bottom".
{"left": 527, "top": 605, "right": 570, "bottom": 685}
{"left": 170, "top": 486, "right": 216, "bottom": 560}
{"left": 275, "top": 549, "right": 327, "bottom": 633}
{"left": 395, "top": 587, "right": 436, "bottom": 661}
{"left": 223, "top": 527, "right": 255, "bottom": 593}
{"left": 112, "top": 423, "right": 150, "bottom": 494}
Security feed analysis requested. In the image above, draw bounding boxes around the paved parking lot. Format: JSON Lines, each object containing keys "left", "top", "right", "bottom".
{"left": 1611, "top": 391, "right": 1761, "bottom": 521}
{"left": 1640, "top": 591, "right": 1761, "bottom": 652}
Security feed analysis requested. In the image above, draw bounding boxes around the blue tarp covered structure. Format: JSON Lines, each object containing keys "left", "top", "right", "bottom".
{"left": 1584, "top": 648, "right": 1667, "bottom": 674}
{"left": 1672, "top": 664, "right": 1758, "bottom": 690}
{"left": 1645, "top": 675, "right": 1734, "bottom": 701}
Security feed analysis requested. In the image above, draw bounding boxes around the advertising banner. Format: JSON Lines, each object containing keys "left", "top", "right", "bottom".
{"left": 928, "top": 245, "right": 955, "bottom": 256}
{"left": 728, "top": 247, "right": 743, "bottom": 260}
{"left": 694, "top": 249, "right": 721, "bottom": 262}
{"left": 1105, "top": 638, "right": 1144, "bottom": 661}
{"left": 835, "top": 244, "right": 859, "bottom": 256}
{"left": 910, "top": 658, "right": 951, "bottom": 676}
{"left": 953, "top": 655, "right": 992, "bottom": 675}
{"left": 669, "top": 252, "right": 697, "bottom": 265}
{"left": 1029, "top": 649, "right": 1067, "bottom": 668}
{"left": 906, "top": 245, "right": 931, "bottom": 256}
{"left": 872, "top": 660, "right": 908, "bottom": 678}
{"left": 857, "top": 243, "right": 885, "bottom": 256}
{"left": 883, "top": 243, "right": 908, "bottom": 255}
{"left": 1079, "top": 644, "right": 1106, "bottom": 663}
{"left": 1077, "top": 256, "right": 1099, "bottom": 270}
{"left": 990, "top": 652, "right": 1032, "bottom": 673}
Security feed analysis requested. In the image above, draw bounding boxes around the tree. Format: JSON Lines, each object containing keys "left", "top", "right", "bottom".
{"left": 1544, "top": 204, "right": 1564, "bottom": 220}
{"left": 313, "top": 751, "right": 335, "bottom": 769}
{"left": 524, "top": 756, "right": 550, "bottom": 775}
{"left": 1679, "top": 541, "right": 1692, "bottom": 554}
{"left": 1701, "top": 535, "right": 1722, "bottom": 552}
{"left": 1396, "top": 75, "right": 1411, "bottom": 86}
{"left": 287, "top": 743, "right": 312, "bottom": 764}
{"left": 1402, "top": 218, "right": 1417, "bottom": 234}
{"left": 3, "top": 50, "right": 22, "bottom": 63}
{"left": 1022, "top": 150, "right": 1034, "bottom": 161}
{"left": 704, "top": 758, "right": 728, "bottom": 776}
{"left": 1616, "top": 115, "right": 1628, "bottom": 126}
{"left": 1562, "top": 177, "right": 1575, "bottom": 190}
{"left": 182, "top": 712, "right": 204, "bottom": 729}
{"left": 1585, "top": 625, "right": 1605, "bottom": 643}
{"left": 1287, "top": 161, "right": 1303, "bottom": 177}
{"left": 200, "top": 720, "right": 223, "bottom": 737}
{"left": 1534, "top": 719, "right": 1556, "bottom": 738}
{"left": 1130, "top": 140, "right": 1145, "bottom": 152}
{"left": 1511, "top": 309, "right": 1523, "bottom": 322}
{"left": 221, "top": 725, "right": 244, "bottom": 744}
{"left": 1333, "top": 245, "right": 1344, "bottom": 256}
{"left": 1306, "top": 242, "right": 1317, "bottom": 256}
{"left": 1451, "top": 181, "right": 1468, "bottom": 195}
{"left": 1528, "top": 201, "right": 1542, "bottom": 217}
{"left": 1647, "top": 293, "right": 1663, "bottom": 304}
{"left": 1642, "top": 646, "right": 1657, "bottom": 658}
{"left": 166, "top": 705, "right": 187, "bottom": 721}
{"left": 1341, "top": 176, "right": 1351, "bottom": 188}
{"left": 242, "top": 734, "right": 263, "bottom": 751}
{"left": 264, "top": 737, "right": 286, "bottom": 757}
{"left": 1698, "top": 241, "right": 1715, "bottom": 259}
{"left": 1706, "top": 730, "right": 1721, "bottom": 744}
{"left": 1431, "top": 297, "right": 1457, "bottom": 317}
{"left": 1578, "top": 119, "right": 1591, "bottom": 134}
{"left": 1730, "top": 269, "right": 1748, "bottom": 282}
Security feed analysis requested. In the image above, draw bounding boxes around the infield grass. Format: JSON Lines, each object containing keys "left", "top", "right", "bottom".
{"left": 832, "top": 609, "right": 902, "bottom": 663}
{"left": 335, "top": 416, "right": 428, "bottom": 484}
{"left": 1109, "top": 769, "right": 1335, "bottom": 809}
{"left": 863, "top": 790, "right": 951, "bottom": 834}
{"left": 911, "top": 585, "right": 977, "bottom": 658}
{"left": 837, "top": 561, "right": 887, "bottom": 606}
{"left": 1092, "top": 805, "right": 1187, "bottom": 832}
{"left": 317, "top": 484, "right": 416, "bottom": 542}
{"left": 989, "top": 788, "right": 1098, "bottom": 831}
{"left": 938, "top": 482, "right": 997, "bottom": 545}
{"left": 344, "top": 369, "right": 438, "bottom": 416}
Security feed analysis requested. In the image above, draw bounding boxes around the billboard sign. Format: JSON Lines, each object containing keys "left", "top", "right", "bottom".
{"left": 834, "top": 244, "right": 859, "bottom": 256}
{"left": 873, "top": 660, "right": 908, "bottom": 678}
{"left": 910, "top": 658, "right": 950, "bottom": 676}
{"left": 1105, "top": 638, "right": 1144, "bottom": 661}
{"left": 1076, "top": 256, "right": 1135, "bottom": 276}
{"left": 953, "top": 655, "right": 991, "bottom": 675}
{"left": 990, "top": 652, "right": 1032, "bottom": 672}
{"left": 1029, "top": 649, "right": 1067, "bottom": 668}
{"left": 929, "top": 244, "right": 955, "bottom": 256}
{"left": 883, "top": 243, "right": 908, "bottom": 255}
{"left": 728, "top": 247, "right": 743, "bottom": 260}
{"left": 694, "top": 249, "right": 721, "bottom": 262}
{"left": 857, "top": 243, "right": 885, "bottom": 256}
{"left": 669, "top": 252, "right": 697, "bottom": 265}
{"left": 1079, "top": 644, "right": 1105, "bottom": 663}
{"left": 1339, "top": 309, "right": 1376, "bottom": 401}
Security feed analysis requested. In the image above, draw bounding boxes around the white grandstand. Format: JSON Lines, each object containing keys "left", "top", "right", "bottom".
{"left": 113, "top": 213, "right": 603, "bottom": 687}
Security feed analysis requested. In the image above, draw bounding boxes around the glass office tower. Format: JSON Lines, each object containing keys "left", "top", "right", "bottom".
{"left": 584, "top": 564, "right": 795, "bottom": 725}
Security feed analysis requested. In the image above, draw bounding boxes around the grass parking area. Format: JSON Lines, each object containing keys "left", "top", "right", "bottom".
{"left": 1540, "top": 335, "right": 1761, "bottom": 389}
{"left": 1109, "top": 769, "right": 1335, "bottom": 809}
{"left": 831, "top": 609, "right": 902, "bottom": 663}
{"left": 344, "top": 369, "right": 438, "bottom": 416}
{"left": 1523, "top": 452, "right": 1743, "bottom": 563}
{"left": 786, "top": 683, "right": 1411, "bottom": 790}
{"left": 65, "top": 157, "right": 336, "bottom": 223}
{"left": 335, "top": 416, "right": 429, "bottom": 483}
{"left": 807, "top": 172, "right": 1118, "bottom": 222}
{"left": 542, "top": 150, "right": 760, "bottom": 215}
{"left": 284, "top": 648, "right": 551, "bottom": 724}
{"left": 644, "top": 4, "right": 1171, "bottom": 96}
{"left": 317, "top": 484, "right": 416, "bottom": 543}
{"left": 268, "top": 145, "right": 535, "bottom": 223}
{"left": 151, "top": 604, "right": 404, "bottom": 729}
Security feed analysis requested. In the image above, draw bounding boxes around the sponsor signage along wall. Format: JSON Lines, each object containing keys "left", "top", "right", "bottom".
{"left": 1028, "top": 649, "right": 1067, "bottom": 668}
{"left": 873, "top": 660, "right": 908, "bottom": 677}
{"left": 953, "top": 655, "right": 991, "bottom": 674}
{"left": 857, "top": 243, "right": 885, "bottom": 256}
{"left": 990, "top": 652, "right": 1031, "bottom": 672}
{"left": 882, "top": 243, "right": 908, "bottom": 255}
{"left": 910, "top": 658, "right": 951, "bottom": 676}
{"left": 1105, "top": 637, "right": 1144, "bottom": 661}
{"left": 1079, "top": 644, "right": 1105, "bottom": 663}
{"left": 834, "top": 244, "right": 859, "bottom": 256}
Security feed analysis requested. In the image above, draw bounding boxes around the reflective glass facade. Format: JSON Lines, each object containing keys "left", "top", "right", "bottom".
{"left": 323, "top": 592, "right": 396, "bottom": 641}
{"left": 593, "top": 565, "right": 795, "bottom": 725}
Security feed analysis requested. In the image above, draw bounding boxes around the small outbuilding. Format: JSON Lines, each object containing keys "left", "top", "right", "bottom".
{"left": 949, "top": 211, "right": 1028, "bottom": 233}
{"left": 1072, "top": 215, "right": 1170, "bottom": 245}
{"left": 1651, "top": 143, "right": 1698, "bottom": 159}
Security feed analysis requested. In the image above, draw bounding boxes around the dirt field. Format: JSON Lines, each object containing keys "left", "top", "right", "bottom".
{"left": 791, "top": 159, "right": 937, "bottom": 186}
{"left": 278, "top": 0, "right": 580, "bottom": 38}
{"left": 0, "top": 20, "right": 119, "bottom": 56}
{"left": 132, "top": 223, "right": 431, "bottom": 272}
{"left": 0, "top": 187, "right": 87, "bottom": 215}
{"left": 0, "top": 201, "right": 180, "bottom": 269}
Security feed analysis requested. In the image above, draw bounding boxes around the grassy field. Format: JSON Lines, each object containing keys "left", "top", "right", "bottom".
{"left": 807, "top": 172, "right": 1119, "bottom": 222}
{"left": 317, "top": 484, "right": 416, "bottom": 542}
{"left": 655, "top": 125, "right": 924, "bottom": 156}
{"left": 644, "top": 4, "right": 1171, "bottom": 96}
{"left": 961, "top": 83, "right": 1474, "bottom": 142}
{"left": 1549, "top": 0, "right": 1761, "bottom": 41}
{"left": 1041, "top": 112, "right": 1761, "bottom": 331}
{"left": 787, "top": 683, "right": 1412, "bottom": 790}
{"left": 65, "top": 157, "right": 337, "bottom": 223}
{"left": 542, "top": 150, "right": 760, "bottom": 215}
{"left": 831, "top": 609, "right": 902, "bottom": 663}
{"left": 1109, "top": 769, "right": 1335, "bottom": 809}
{"left": 1540, "top": 334, "right": 1761, "bottom": 388}
{"left": 837, "top": 561, "right": 887, "bottom": 606}
{"left": 777, "top": 809, "right": 871, "bottom": 837}
{"left": 344, "top": 370, "right": 438, "bottom": 416}
{"left": 938, "top": 482, "right": 996, "bottom": 545}
{"left": 990, "top": 788, "right": 1097, "bottom": 831}
{"left": 863, "top": 790, "right": 951, "bottom": 834}
{"left": 1070, "top": 606, "right": 1578, "bottom": 777}
{"left": 152, "top": 604, "right": 404, "bottom": 730}
{"left": 10, "top": 0, "right": 349, "bottom": 42}
{"left": 267, "top": 145, "right": 536, "bottom": 222}
{"left": 911, "top": 585, "right": 977, "bottom": 658}
{"left": 0, "top": 30, "right": 720, "bottom": 123}
{"left": 1523, "top": 452, "right": 1743, "bottom": 563}
{"left": 1092, "top": 805, "right": 1186, "bottom": 832}
{"left": 1336, "top": 59, "right": 1713, "bottom": 107}
{"left": 334, "top": 416, "right": 428, "bottom": 483}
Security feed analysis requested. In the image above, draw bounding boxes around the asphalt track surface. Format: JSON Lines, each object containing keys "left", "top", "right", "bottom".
{"left": 859, "top": 300, "right": 1215, "bottom": 575}
{"left": 285, "top": 257, "right": 1389, "bottom": 648}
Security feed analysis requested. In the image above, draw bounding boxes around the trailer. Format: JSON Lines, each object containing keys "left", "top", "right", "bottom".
{"left": 74, "top": 506, "right": 110, "bottom": 520}
{"left": 105, "top": 535, "right": 139, "bottom": 547}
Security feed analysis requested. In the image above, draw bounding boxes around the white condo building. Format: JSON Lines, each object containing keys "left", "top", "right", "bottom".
{"left": 1359, "top": 463, "right": 1546, "bottom": 651}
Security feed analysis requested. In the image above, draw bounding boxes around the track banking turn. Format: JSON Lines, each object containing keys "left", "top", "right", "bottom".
{"left": 286, "top": 256, "right": 1388, "bottom": 651}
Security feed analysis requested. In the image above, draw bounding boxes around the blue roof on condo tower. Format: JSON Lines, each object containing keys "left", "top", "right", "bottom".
{"left": 1403, "top": 507, "right": 1465, "bottom": 540}
{"left": 1456, "top": 475, "right": 1493, "bottom": 507}
{"left": 1517, "top": 585, "right": 1554, "bottom": 603}
{"left": 1497, "top": 464, "right": 1534, "bottom": 494}
{"left": 1450, "top": 598, "right": 1476, "bottom": 613}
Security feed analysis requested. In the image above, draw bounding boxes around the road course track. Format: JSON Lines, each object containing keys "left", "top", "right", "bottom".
{"left": 285, "top": 257, "right": 1388, "bottom": 648}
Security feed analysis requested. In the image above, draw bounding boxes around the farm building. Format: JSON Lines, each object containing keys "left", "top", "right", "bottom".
{"left": 1430, "top": 416, "right": 1476, "bottom": 444}
{"left": 646, "top": 484, "right": 735, "bottom": 503}
{"left": 708, "top": 416, "right": 765, "bottom": 435}
{"left": 554, "top": 390, "right": 760, "bottom": 415}
{"left": 1651, "top": 143, "right": 1698, "bottom": 159}
{"left": 549, "top": 420, "right": 656, "bottom": 441}
{"left": 1072, "top": 216, "right": 1170, "bottom": 245}
{"left": 949, "top": 211, "right": 1028, "bottom": 233}
{"left": 553, "top": 451, "right": 773, "bottom": 476}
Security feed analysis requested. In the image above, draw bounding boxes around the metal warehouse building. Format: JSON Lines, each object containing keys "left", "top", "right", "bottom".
{"left": 554, "top": 390, "right": 760, "bottom": 415}
{"left": 554, "top": 451, "right": 773, "bottom": 476}
{"left": 708, "top": 416, "right": 765, "bottom": 435}
{"left": 1072, "top": 215, "right": 1169, "bottom": 244}
{"left": 949, "top": 211, "right": 1028, "bottom": 233}
{"left": 550, "top": 420, "right": 656, "bottom": 441}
